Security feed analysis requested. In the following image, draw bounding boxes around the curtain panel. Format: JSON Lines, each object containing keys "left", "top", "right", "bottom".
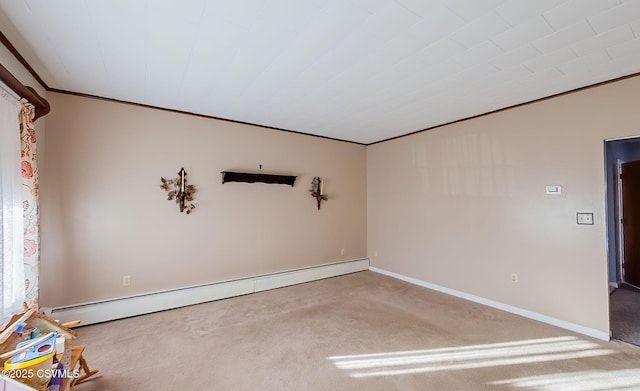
{"left": 20, "top": 100, "right": 38, "bottom": 308}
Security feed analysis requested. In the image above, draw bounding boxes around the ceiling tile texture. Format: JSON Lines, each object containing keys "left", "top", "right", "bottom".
{"left": 1, "top": 0, "right": 640, "bottom": 144}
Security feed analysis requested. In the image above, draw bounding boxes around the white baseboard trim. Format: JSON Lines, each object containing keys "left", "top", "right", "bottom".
{"left": 50, "top": 258, "right": 370, "bottom": 326}
{"left": 370, "top": 266, "right": 610, "bottom": 341}
{"left": 609, "top": 282, "right": 619, "bottom": 289}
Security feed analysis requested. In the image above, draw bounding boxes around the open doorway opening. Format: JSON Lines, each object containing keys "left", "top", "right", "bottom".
{"left": 605, "top": 137, "right": 640, "bottom": 346}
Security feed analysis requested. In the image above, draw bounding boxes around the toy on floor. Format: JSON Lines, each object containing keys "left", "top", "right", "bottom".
{"left": 69, "top": 345, "right": 99, "bottom": 388}
{"left": 10, "top": 331, "right": 57, "bottom": 364}
{"left": 13, "top": 322, "right": 40, "bottom": 340}
{"left": 61, "top": 320, "right": 99, "bottom": 389}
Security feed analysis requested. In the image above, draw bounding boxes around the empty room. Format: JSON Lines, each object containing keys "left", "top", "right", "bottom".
{"left": 2, "top": 1, "right": 640, "bottom": 390}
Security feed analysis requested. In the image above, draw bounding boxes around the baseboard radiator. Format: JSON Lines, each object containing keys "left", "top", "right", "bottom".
{"left": 49, "top": 259, "right": 369, "bottom": 326}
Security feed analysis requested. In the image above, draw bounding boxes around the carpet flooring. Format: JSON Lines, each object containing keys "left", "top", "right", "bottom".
{"left": 72, "top": 271, "right": 640, "bottom": 390}
{"left": 610, "top": 284, "right": 640, "bottom": 346}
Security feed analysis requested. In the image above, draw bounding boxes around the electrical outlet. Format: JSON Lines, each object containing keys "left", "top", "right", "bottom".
{"left": 510, "top": 273, "right": 518, "bottom": 283}
{"left": 123, "top": 275, "right": 131, "bottom": 286}
{"left": 340, "top": 248, "right": 345, "bottom": 255}
{"left": 577, "top": 212, "right": 594, "bottom": 225}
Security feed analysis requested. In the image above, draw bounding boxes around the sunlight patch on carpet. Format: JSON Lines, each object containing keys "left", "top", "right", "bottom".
{"left": 490, "top": 368, "right": 640, "bottom": 390}
{"left": 328, "top": 336, "right": 614, "bottom": 378}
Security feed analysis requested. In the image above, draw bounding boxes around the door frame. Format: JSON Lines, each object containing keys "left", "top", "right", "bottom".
{"left": 604, "top": 136, "right": 640, "bottom": 288}
{"left": 617, "top": 158, "right": 625, "bottom": 284}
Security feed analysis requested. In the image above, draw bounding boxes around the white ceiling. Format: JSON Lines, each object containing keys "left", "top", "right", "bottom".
{"left": 1, "top": 0, "right": 640, "bottom": 144}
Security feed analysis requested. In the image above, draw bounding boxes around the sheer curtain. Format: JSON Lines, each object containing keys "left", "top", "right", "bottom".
{"left": 0, "top": 84, "right": 24, "bottom": 324}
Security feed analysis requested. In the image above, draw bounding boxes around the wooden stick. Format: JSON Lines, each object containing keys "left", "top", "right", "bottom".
{"left": 0, "top": 308, "right": 35, "bottom": 345}
{"left": 61, "top": 320, "right": 81, "bottom": 328}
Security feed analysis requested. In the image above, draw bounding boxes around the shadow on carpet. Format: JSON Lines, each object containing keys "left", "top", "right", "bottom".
{"left": 610, "top": 284, "right": 640, "bottom": 346}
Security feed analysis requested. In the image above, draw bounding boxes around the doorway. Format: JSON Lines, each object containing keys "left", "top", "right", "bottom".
{"left": 606, "top": 137, "right": 640, "bottom": 345}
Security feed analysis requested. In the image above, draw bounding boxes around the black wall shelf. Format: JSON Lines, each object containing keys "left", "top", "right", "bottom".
{"left": 221, "top": 171, "right": 297, "bottom": 186}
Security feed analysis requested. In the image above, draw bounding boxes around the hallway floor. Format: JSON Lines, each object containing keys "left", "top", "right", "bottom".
{"left": 610, "top": 284, "right": 640, "bottom": 346}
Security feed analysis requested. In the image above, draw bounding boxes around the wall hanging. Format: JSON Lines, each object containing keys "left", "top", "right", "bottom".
{"left": 160, "top": 167, "right": 196, "bottom": 214}
{"left": 310, "top": 176, "right": 328, "bottom": 210}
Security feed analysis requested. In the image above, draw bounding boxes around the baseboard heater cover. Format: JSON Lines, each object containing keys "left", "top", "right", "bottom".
{"left": 49, "top": 259, "right": 369, "bottom": 326}
{"left": 369, "top": 266, "right": 610, "bottom": 341}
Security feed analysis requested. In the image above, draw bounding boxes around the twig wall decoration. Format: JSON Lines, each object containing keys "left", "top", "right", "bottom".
{"left": 160, "top": 167, "right": 196, "bottom": 214}
{"left": 310, "top": 176, "right": 328, "bottom": 210}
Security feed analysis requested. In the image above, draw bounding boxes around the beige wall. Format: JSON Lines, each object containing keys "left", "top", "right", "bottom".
{"left": 40, "top": 92, "right": 367, "bottom": 307}
{"left": 368, "top": 75, "right": 640, "bottom": 333}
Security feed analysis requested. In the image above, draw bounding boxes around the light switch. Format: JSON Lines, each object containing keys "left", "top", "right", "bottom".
{"left": 546, "top": 185, "right": 562, "bottom": 195}
{"left": 577, "top": 212, "right": 594, "bottom": 225}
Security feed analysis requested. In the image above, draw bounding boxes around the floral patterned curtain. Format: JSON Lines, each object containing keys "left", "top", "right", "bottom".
{"left": 19, "top": 100, "right": 38, "bottom": 308}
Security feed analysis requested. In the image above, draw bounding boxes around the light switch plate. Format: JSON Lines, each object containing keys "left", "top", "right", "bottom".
{"left": 546, "top": 185, "right": 562, "bottom": 195}
{"left": 577, "top": 212, "right": 594, "bottom": 225}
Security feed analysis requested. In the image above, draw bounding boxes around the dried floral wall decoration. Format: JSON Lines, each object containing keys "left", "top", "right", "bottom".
{"left": 160, "top": 167, "right": 196, "bottom": 214}
{"left": 310, "top": 176, "right": 328, "bottom": 210}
